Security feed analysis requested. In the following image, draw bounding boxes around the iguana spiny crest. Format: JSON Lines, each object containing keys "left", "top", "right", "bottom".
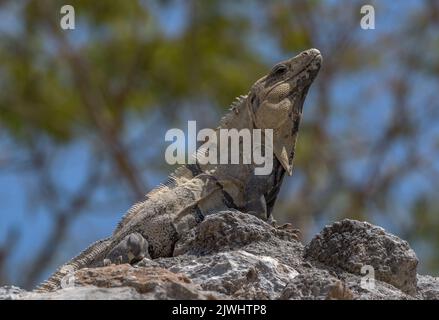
{"left": 218, "top": 48, "right": 322, "bottom": 175}
{"left": 36, "top": 48, "right": 322, "bottom": 292}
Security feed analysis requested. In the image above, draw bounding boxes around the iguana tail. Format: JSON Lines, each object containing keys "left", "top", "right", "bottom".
{"left": 34, "top": 237, "right": 112, "bottom": 292}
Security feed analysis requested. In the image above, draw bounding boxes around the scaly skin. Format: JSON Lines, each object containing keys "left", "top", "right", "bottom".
{"left": 36, "top": 48, "right": 322, "bottom": 292}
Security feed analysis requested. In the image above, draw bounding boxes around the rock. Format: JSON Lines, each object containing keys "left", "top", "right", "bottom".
{"left": 164, "top": 250, "right": 299, "bottom": 299}
{"left": 304, "top": 219, "right": 419, "bottom": 295}
{"left": 73, "top": 264, "right": 222, "bottom": 299}
{"left": 5, "top": 265, "right": 222, "bottom": 300}
{"left": 27, "top": 286, "right": 148, "bottom": 300}
{"left": 2, "top": 211, "right": 437, "bottom": 300}
{"left": 417, "top": 275, "right": 439, "bottom": 300}
{"left": 0, "top": 286, "right": 26, "bottom": 300}
{"left": 173, "top": 210, "right": 297, "bottom": 256}
{"left": 279, "top": 270, "right": 354, "bottom": 300}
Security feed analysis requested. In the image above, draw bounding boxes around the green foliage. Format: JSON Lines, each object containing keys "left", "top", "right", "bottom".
{"left": 0, "top": 0, "right": 266, "bottom": 144}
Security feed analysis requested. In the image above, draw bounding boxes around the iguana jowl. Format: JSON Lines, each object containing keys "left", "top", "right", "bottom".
{"left": 36, "top": 48, "right": 322, "bottom": 292}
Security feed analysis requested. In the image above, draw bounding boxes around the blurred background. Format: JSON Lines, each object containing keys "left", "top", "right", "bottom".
{"left": 1, "top": 0, "right": 439, "bottom": 289}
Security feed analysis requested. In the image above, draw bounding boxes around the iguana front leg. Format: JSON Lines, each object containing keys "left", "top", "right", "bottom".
{"left": 244, "top": 175, "right": 301, "bottom": 240}
{"left": 103, "top": 232, "right": 150, "bottom": 266}
{"left": 245, "top": 194, "right": 268, "bottom": 221}
{"left": 244, "top": 174, "right": 270, "bottom": 220}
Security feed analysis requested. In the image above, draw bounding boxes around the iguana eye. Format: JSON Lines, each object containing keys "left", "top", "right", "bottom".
{"left": 271, "top": 64, "right": 287, "bottom": 76}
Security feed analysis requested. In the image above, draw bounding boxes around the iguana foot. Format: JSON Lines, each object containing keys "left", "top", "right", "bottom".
{"left": 104, "top": 232, "right": 150, "bottom": 266}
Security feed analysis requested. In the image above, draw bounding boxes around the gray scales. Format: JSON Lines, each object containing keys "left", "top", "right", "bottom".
{"left": 36, "top": 48, "right": 322, "bottom": 292}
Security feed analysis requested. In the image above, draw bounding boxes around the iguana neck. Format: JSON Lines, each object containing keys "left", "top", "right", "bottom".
{"left": 217, "top": 95, "right": 254, "bottom": 131}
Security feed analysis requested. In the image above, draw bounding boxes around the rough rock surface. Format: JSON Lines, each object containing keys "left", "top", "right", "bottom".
{"left": 279, "top": 270, "right": 355, "bottom": 300}
{"left": 304, "top": 219, "right": 418, "bottom": 295}
{"left": 1, "top": 210, "right": 438, "bottom": 300}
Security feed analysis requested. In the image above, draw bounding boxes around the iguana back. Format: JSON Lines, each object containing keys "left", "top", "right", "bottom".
{"left": 36, "top": 48, "right": 322, "bottom": 292}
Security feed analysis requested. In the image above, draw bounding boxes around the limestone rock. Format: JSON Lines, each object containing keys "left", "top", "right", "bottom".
{"left": 173, "top": 210, "right": 297, "bottom": 256}
{"left": 279, "top": 270, "right": 354, "bottom": 300}
{"left": 304, "top": 219, "right": 418, "bottom": 295}
{"left": 2, "top": 211, "right": 437, "bottom": 300}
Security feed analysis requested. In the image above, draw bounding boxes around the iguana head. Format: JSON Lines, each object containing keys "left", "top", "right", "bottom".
{"left": 248, "top": 48, "right": 322, "bottom": 175}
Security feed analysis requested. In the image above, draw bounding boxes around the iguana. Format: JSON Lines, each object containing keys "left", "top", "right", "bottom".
{"left": 36, "top": 48, "right": 322, "bottom": 292}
